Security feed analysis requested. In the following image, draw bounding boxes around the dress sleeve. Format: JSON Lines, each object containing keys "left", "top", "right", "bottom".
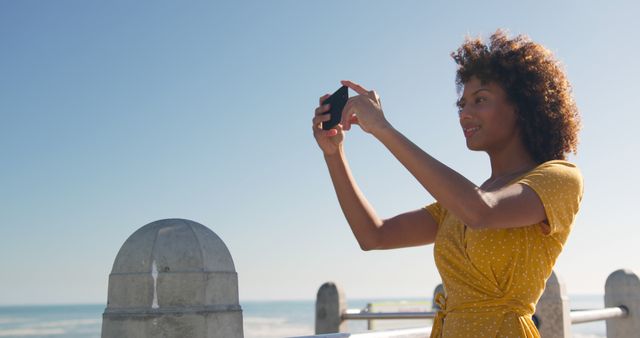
{"left": 516, "top": 161, "right": 584, "bottom": 236}
{"left": 423, "top": 201, "right": 445, "bottom": 225}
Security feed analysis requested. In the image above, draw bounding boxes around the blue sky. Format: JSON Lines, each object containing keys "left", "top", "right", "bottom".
{"left": 1, "top": 0, "right": 639, "bottom": 305}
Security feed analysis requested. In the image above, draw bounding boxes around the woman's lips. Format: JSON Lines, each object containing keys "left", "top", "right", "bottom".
{"left": 463, "top": 126, "right": 480, "bottom": 138}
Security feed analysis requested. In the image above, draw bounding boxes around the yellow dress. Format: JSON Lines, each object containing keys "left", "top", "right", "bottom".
{"left": 424, "top": 160, "right": 583, "bottom": 338}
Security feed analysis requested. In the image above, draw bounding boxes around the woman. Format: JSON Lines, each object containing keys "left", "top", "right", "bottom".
{"left": 311, "top": 29, "right": 583, "bottom": 337}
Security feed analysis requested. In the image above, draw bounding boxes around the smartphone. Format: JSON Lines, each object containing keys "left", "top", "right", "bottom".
{"left": 321, "top": 85, "right": 349, "bottom": 130}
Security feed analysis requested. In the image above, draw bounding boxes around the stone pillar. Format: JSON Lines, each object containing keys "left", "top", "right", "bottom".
{"left": 101, "top": 219, "right": 243, "bottom": 338}
{"left": 605, "top": 269, "right": 640, "bottom": 338}
{"left": 534, "top": 270, "right": 571, "bottom": 338}
{"left": 315, "top": 282, "right": 347, "bottom": 334}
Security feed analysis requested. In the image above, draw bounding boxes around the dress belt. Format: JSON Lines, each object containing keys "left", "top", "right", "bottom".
{"left": 430, "top": 292, "right": 533, "bottom": 338}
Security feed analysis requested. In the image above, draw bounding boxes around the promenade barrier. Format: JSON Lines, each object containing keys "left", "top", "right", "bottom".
{"left": 309, "top": 269, "right": 639, "bottom": 338}
{"left": 101, "top": 219, "right": 638, "bottom": 338}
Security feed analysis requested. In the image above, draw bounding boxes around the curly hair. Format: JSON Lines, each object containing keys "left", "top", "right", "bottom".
{"left": 451, "top": 29, "right": 580, "bottom": 163}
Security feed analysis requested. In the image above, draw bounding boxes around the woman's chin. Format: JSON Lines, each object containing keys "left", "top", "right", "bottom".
{"left": 465, "top": 140, "right": 481, "bottom": 151}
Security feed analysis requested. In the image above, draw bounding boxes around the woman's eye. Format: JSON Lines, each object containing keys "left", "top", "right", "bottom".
{"left": 475, "top": 97, "right": 487, "bottom": 104}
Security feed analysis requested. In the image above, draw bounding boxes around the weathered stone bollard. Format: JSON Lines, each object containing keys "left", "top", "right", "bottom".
{"left": 315, "top": 282, "right": 347, "bottom": 334}
{"left": 534, "top": 270, "right": 571, "bottom": 338}
{"left": 101, "top": 219, "right": 243, "bottom": 338}
{"left": 605, "top": 269, "right": 640, "bottom": 338}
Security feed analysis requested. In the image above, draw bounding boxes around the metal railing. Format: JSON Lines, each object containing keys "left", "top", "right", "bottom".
{"left": 570, "top": 305, "right": 629, "bottom": 324}
{"left": 342, "top": 309, "right": 437, "bottom": 321}
{"left": 290, "top": 326, "right": 431, "bottom": 338}
{"left": 302, "top": 268, "right": 639, "bottom": 338}
{"left": 340, "top": 304, "right": 630, "bottom": 324}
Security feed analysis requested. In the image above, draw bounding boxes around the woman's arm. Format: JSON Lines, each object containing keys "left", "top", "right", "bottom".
{"left": 324, "top": 147, "right": 439, "bottom": 250}
{"left": 372, "top": 125, "right": 546, "bottom": 230}
{"left": 335, "top": 80, "right": 545, "bottom": 230}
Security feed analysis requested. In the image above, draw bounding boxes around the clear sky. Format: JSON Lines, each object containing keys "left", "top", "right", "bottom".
{"left": 1, "top": 0, "right": 639, "bottom": 305}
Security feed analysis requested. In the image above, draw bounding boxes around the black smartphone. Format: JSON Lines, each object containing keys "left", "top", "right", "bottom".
{"left": 321, "top": 85, "right": 349, "bottom": 130}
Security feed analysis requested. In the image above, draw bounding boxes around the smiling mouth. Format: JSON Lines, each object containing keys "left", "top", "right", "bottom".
{"left": 463, "top": 126, "right": 480, "bottom": 138}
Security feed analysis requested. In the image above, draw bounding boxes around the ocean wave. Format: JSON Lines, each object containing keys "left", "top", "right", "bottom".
{"left": 0, "top": 317, "right": 30, "bottom": 325}
{"left": 33, "top": 319, "right": 101, "bottom": 328}
{"left": 0, "top": 318, "right": 101, "bottom": 337}
{"left": 0, "top": 327, "right": 66, "bottom": 337}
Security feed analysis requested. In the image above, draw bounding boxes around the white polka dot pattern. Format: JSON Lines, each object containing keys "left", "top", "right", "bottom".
{"left": 424, "top": 160, "right": 583, "bottom": 338}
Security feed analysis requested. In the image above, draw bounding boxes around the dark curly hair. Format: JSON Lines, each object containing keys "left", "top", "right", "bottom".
{"left": 451, "top": 29, "right": 580, "bottom": 163}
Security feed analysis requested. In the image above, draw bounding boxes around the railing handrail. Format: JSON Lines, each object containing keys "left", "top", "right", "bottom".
{"left": 289, "top": 326, "right": 431, "bottom": 338}
{"left": 342, "top": 308, "right": 437, "bottom": 320}
{"left": 342, "top": 304, "right": 629, "bottom": 324}
{"left": 570, "top": 305, "right": 628, "bottom": 324}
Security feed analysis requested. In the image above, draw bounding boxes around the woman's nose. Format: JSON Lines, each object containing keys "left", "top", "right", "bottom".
{"left": 458, "top": 106, "right": 473, "bottom": 120}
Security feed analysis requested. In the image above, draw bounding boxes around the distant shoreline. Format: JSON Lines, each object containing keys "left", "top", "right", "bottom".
{"left": 0, "top": 294, "right": 605, "bottom": 308}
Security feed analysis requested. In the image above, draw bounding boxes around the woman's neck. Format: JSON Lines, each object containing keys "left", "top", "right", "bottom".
{"left": 486, "top": 138, "right": 537, "bottom": 180}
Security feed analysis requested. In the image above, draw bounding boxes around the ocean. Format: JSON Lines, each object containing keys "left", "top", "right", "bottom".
{"left": 0, "top": 295, "right": 606, "bottom": 337}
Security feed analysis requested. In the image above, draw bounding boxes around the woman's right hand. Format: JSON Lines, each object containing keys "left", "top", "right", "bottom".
{"left": 312, "top": 93, "right": 346, "bottom": 156}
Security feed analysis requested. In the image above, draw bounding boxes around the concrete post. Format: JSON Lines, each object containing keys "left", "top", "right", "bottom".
{"left": 315, "top": 282, "right": 347, "bottom": 334}
{"left": 431, "top": 284, "right": 445, "bottom": 311}
{"left": 605, "top": 269, "right": 640, "bottom": 338}
{"left": 101, "top": 219, "right": 243, "bottom": 338}
{"left": 534, "top": 270, "right": 571, "bottom": 338}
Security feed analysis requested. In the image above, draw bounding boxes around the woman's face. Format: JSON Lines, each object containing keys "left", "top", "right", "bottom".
{"left": 457, "top": 76, "right": 520, "bottom": 153}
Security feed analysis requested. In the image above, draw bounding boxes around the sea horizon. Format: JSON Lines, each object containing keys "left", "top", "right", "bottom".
{"left": 0, "top": 292, "right": 607, "bottom": 307}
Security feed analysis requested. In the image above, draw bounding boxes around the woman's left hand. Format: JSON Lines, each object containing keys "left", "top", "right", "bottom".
{"left": 340, "top": 80, "right": 392, "bottom": 135}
